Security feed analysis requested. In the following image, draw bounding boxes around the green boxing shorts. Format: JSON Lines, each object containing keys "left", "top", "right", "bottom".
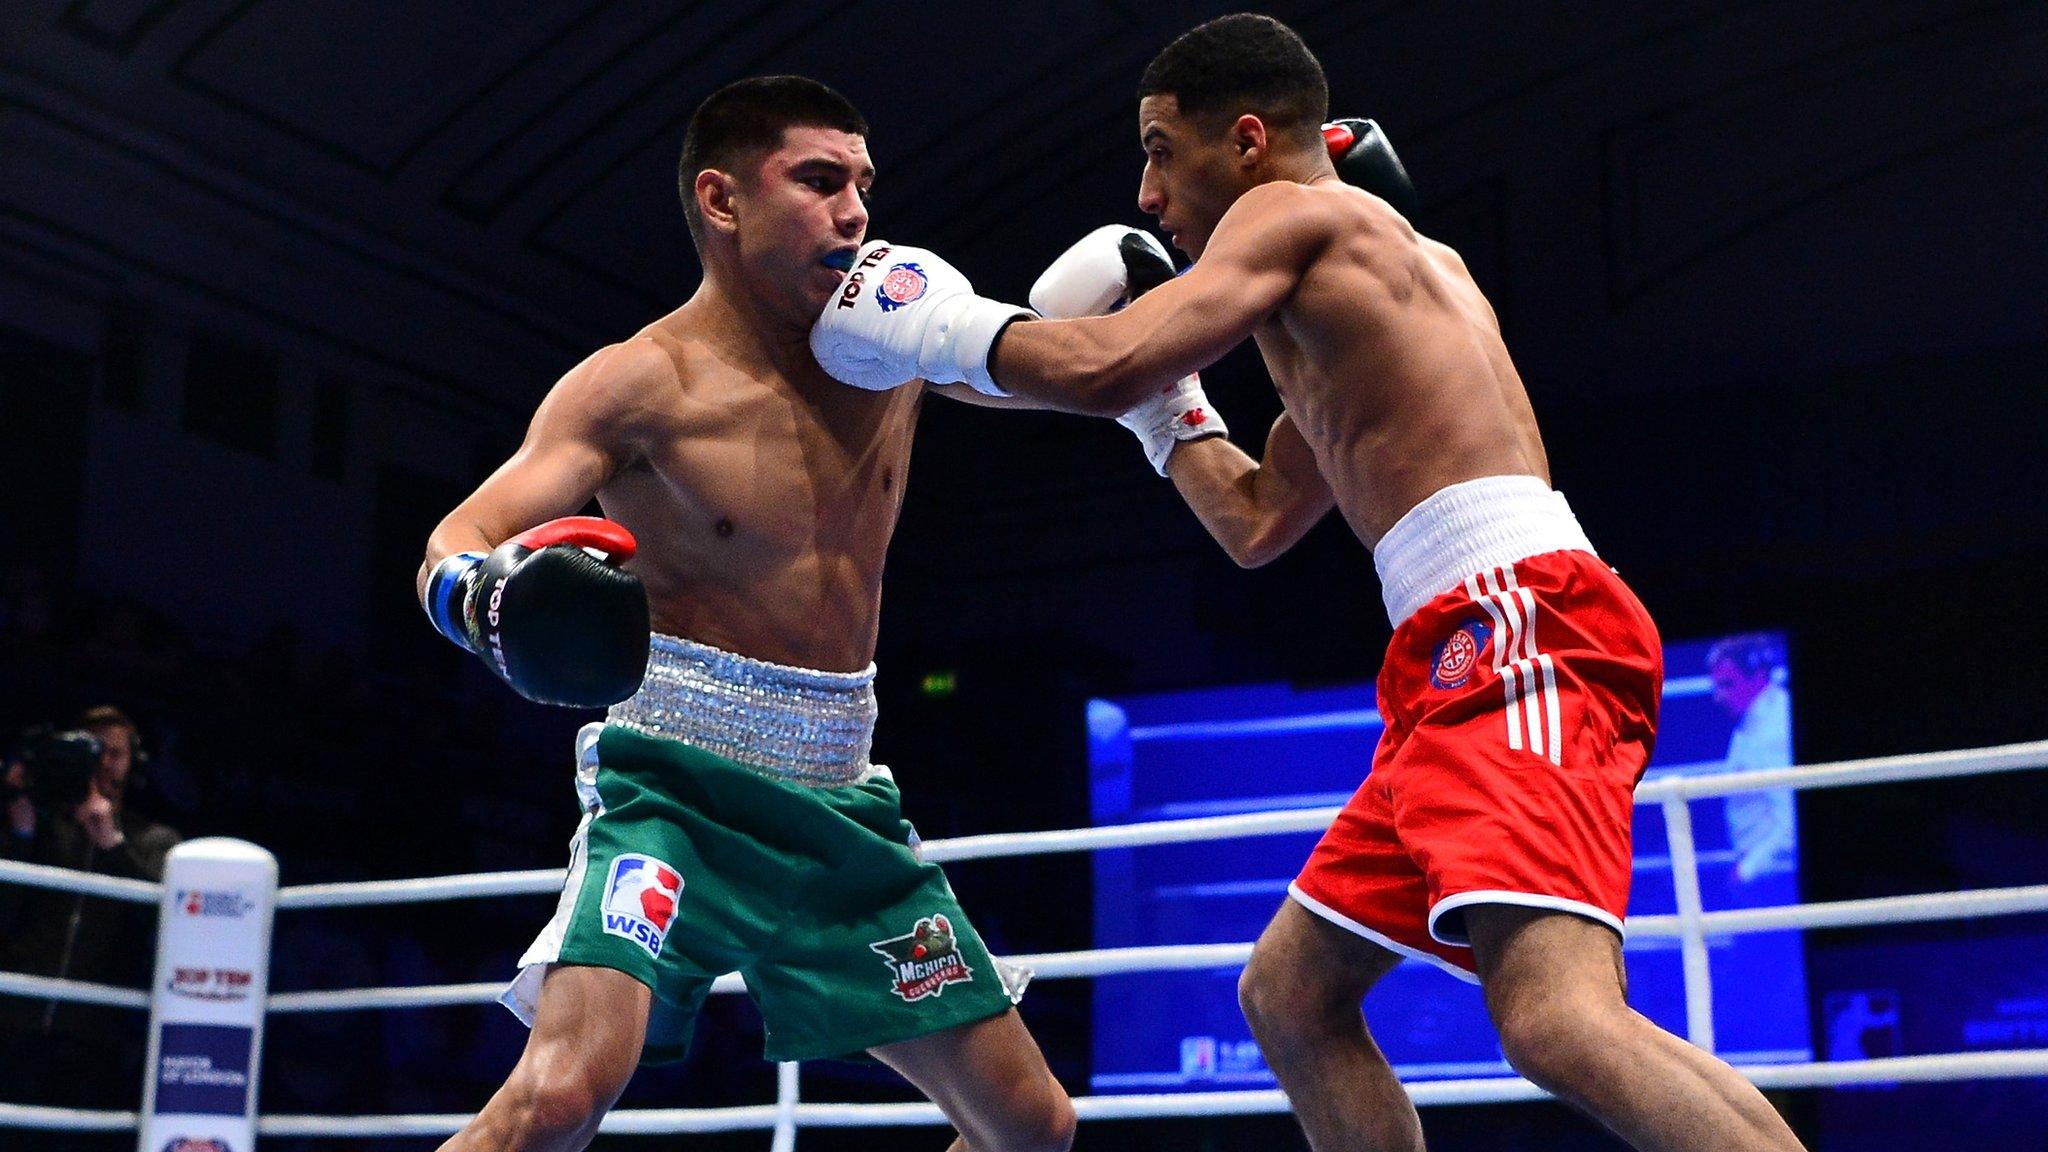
{"left": 500, "top": 636, "right": 1023, "bottom": 1065}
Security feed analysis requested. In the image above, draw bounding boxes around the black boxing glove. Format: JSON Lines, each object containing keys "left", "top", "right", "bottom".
{"left": 424, "top": 516, "right": 650, "bottom": 707}
{"left": 1323, "top": 118, "right": 1418, "bottom": 217}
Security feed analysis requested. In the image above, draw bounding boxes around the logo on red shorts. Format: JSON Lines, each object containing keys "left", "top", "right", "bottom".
{"left": 875, "top": 263, "right": 929, "bottom": 311}
{"left": 599, "top": 854, "right": 683, "bottom": 958}
{"left": 1430, "top": 620, "right": 1492, "bottom": 690}
{"left": 869, "top": 914, "right": 975, "bottom": 1002}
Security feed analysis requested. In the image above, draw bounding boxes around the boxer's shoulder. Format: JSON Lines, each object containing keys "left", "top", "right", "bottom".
{"left": 535, "top": 333, "right": 697, "bottom": 456}
{"left": 1210, "top": 180, "right": 1359, "bottom": 267}
{"left": 546, "top": 334, "right": 681, "bottom": 412}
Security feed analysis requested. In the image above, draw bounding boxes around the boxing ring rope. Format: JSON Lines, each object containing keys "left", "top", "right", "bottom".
{"left": 5, "top": 738, "right": 2048, "bottom": 1142}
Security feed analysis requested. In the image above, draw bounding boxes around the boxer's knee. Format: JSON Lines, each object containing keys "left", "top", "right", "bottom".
{"left": 1240, "top": 937, "right": 1351, "bottom": 1044}
{"left": 1492, "top": 993, "right": 1628, "bottom": 1097}
{"left": 998, "top": 1082, "right": 1077, "bottom": 1152}
{"left": 497, "top": 1049, "right": 621, "bottom": 1148}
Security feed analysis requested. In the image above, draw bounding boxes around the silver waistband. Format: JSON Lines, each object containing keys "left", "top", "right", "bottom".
{"left": 607, "top": 633, "right": 878, "bottom": 785}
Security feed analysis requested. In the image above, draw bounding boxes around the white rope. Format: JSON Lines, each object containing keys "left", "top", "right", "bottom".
{"left": 1008, "top": 942, "right": 1255, "bottom": 979}
{"left": 921, "top": 807, "right": 1335, "bottom": 862}
{"left": 257, "top": 1106, "right": 789, "bottom": 1138}
{"left": 274, "top": 868, "right": 564, "bottom": 909}
{"left": 0, "top": 1101, "right": 138, "bottom": 1131}
{"left": 1634, "top": 738, "right": 2048, "bottom": 801}
{"left": 268, "top": 982, "right": 506, "bottom": 1013}
{"left": 1624, "top": 883, "right": 2048, "bottom": 939}
{"left": 0, "top": 968, "right": 150, "bottom": 1009}
{"left": 1743, "top": 1049, "right": 2048, "bottom": 1088}
{"left": 162, "top": 1049, "right": 2048, "bottom": 1137}
{"left": 1697, "top": 884, "right": 2048, "bottom": 934}
{"left": 0, "top": 857, "right": 158, "bottom": 903}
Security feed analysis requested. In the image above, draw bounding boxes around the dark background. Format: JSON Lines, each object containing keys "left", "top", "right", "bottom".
{"left": 1, "top": 1, "right": 2044, "bottom": 1148}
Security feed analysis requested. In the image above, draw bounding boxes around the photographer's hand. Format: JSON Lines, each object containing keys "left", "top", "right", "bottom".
{"left": 75, "top": 789, "right": 124, "bottom": 851}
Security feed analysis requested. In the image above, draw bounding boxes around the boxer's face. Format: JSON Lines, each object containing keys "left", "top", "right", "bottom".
{"left": 722, "top": 126, "right": 872, "bottom": 321}
{"left": 1137, "top": 95, "right": 1249, "bottom": 259}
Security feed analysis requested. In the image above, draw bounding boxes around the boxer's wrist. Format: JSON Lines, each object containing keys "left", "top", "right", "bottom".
{"left": 424, "top": 550, "right": 488, "bottom": 652}
{"left": 923, "top": 295, "right": 1028, "bottom": 397}
{"left": 1118, "top": 375, "right": 1228, "bottom": 476}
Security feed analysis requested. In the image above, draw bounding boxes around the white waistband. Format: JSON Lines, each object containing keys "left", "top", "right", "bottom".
{"left": 606, "top": 633, "right": 878, "bottom": 785}
{"left": 1373, "top": 475, "right": 1595, "bottom": 628}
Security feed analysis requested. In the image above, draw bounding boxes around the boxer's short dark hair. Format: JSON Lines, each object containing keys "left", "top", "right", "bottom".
{"left": 1139, "top": 13, "right": 1328, "bottom": 146}
{"left": 677, "top": 76, "right": 867, "bottom": 244}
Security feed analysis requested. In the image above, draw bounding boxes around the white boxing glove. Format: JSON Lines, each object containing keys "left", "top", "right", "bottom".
{"left": 1032, "top": 226, "right": 1226, "bottom": 474}
{"left": 1118, "top": 374, "right": 1228, "bottom": 476}
{"left": 810, "top": 240, "right": 1031, "bottom": 396}
{"left": 1028, "top": 225, "right": 1176, "bottom": 320}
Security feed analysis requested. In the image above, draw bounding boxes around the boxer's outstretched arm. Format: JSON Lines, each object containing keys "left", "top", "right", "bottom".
{"left": 1167, "top": 411, "right": 1335, "bottom": 567}
{"left": 415, "top": 339, "right": 664, "bottom": 603}
{"left": 990, "top": 182, "right": 1330, "bottom": 417}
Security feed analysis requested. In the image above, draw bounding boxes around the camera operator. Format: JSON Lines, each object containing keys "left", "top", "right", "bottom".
{"left": 1, "top": 706, "right": 181, "bottom": 1126}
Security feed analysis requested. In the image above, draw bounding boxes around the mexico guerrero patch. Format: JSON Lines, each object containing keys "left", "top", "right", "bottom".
{"left": 869, "top": 914, "right": 974, "bottom": 1001}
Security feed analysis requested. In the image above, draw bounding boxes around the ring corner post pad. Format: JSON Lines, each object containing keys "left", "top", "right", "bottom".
{"left": 138, "top": 837, "right": 279, "bottom": 1152}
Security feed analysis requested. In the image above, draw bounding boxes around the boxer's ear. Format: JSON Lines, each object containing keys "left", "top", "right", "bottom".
{"left": 696, "top": 168, "right": 741, "bottom": 236}
{"left": 1229, "top": 114, "right": 1268, "bottom": 168}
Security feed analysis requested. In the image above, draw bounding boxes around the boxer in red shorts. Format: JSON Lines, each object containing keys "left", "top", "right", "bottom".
{"left": 810, "top": 13, "right": 1806, "bottom": 1152}
{"left": 1289, "top": 506, "right": 1664, "bottom": 984}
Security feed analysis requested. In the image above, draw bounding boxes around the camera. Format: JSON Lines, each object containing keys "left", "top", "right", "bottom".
{"left": 5, "top": 725, "right": 103, "bottom": 810}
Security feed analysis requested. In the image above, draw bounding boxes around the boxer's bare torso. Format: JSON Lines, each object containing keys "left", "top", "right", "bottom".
{"left": 598, "top": 313, "right": 918, "bottom": 671}
{"left": 1237, "top": 178, "right": 1549, "bottom": 546}
{"left": 424, "top": 300, "right": 919, "bottom": 675}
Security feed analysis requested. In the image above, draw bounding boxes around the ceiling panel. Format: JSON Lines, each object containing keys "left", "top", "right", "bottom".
{"left": 530, "top": 0, "right": 1141, "bottom": 303}
{"left": 173, "top": 0, "right": 604, "bottom": 173}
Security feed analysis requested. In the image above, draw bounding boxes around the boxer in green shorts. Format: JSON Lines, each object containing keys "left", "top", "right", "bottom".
{"left": 417, "top": 76, "right": 1073, "bottom": 1152}
{"left": 504, "top": 643, "right": 1022, "bottom": 1066}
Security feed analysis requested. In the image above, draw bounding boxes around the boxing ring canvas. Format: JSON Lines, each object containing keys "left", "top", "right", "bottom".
{"left": 1086, "top": 633, "right": 1811, "bottom": 1094}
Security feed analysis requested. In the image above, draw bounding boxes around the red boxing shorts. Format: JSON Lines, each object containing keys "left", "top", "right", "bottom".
{"left": 1290, "top": 475, "right": 1663, "bottom": 982}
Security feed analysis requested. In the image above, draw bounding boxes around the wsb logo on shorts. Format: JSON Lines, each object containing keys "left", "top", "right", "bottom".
{"left": 869, "top": 914, "right": 975, "bottom": 1002}
{"left": 597, "top": 854, "right": 683, "bottom": 959}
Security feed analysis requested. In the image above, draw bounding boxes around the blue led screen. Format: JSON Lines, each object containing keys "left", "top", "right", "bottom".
{"left": 1088, "top": 633, "right": 1810, "bottom": 1091}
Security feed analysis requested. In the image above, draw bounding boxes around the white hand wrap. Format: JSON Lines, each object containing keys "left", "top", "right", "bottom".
{"left": 1117, "top": 374, "right": 1228, "bottom": 475}
{"left": 810, "top": 240, "right": 1030, "bottom": 396}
